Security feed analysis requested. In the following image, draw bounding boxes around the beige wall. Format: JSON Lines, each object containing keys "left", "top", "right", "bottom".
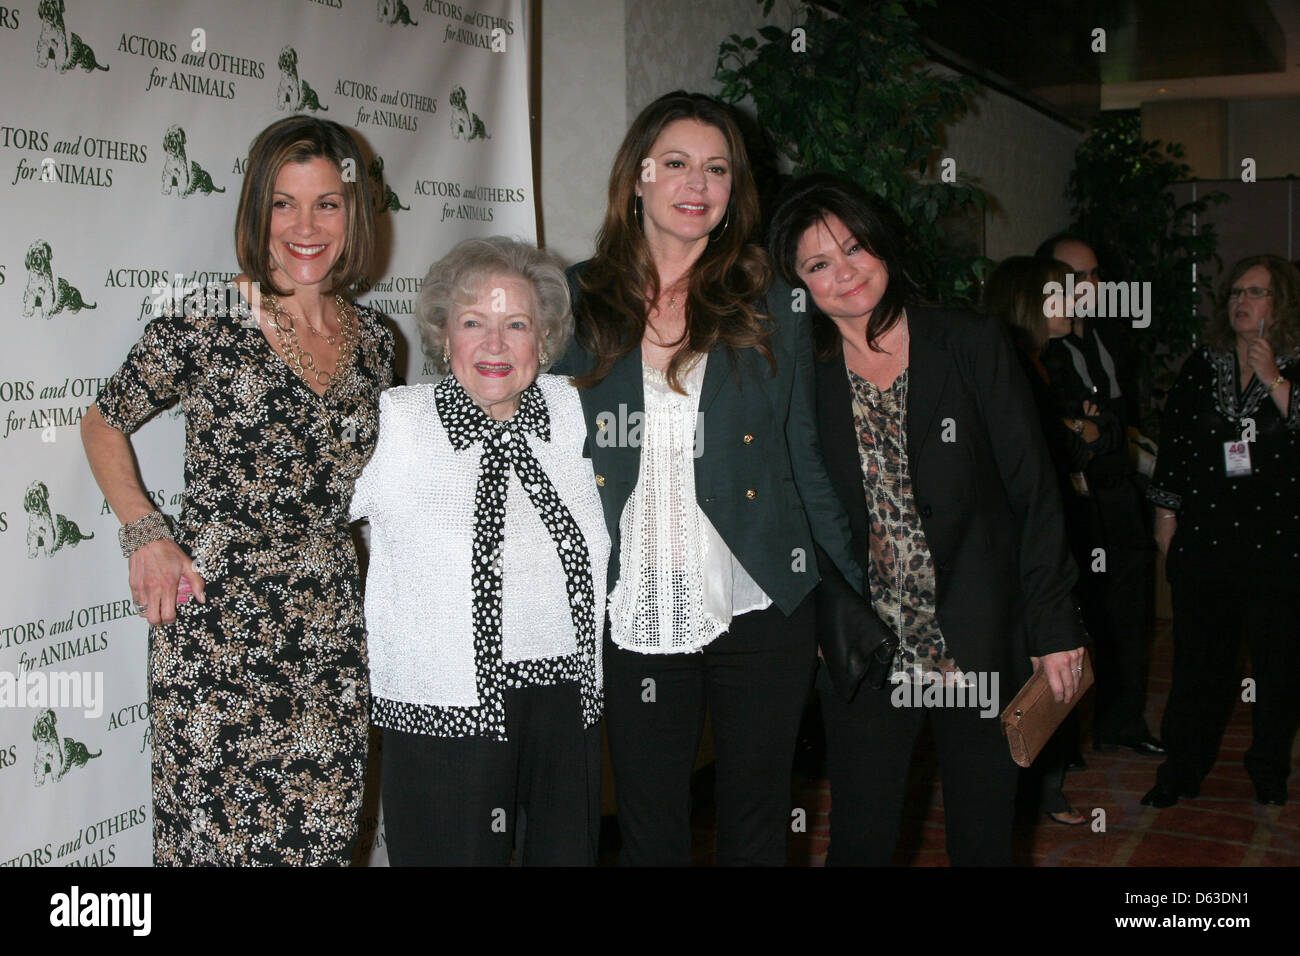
{"left": 537, "top": 0, "right": 627, "bottom": 265}
{"left": 1141, "top": 99, "right": 1231, "bottom": 179}
{"left": 1229, "top": 98, "right": 1300, "bottom": 179}
{"left": 624, "top": 0, "right": 777, "bottom": 121}
{"left": 537, "top": 0, "right": 1082, "bottom": 268}
{"left": 944, "top": 83, "right": 1083, "bottom": 261}
{"left": 1137, "top": 97, "right": 1300, "bottom": 182}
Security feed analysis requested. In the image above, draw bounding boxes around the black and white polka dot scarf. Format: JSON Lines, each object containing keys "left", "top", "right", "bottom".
{"left": 431, "top": 374, "right": 600, "bottom": 740}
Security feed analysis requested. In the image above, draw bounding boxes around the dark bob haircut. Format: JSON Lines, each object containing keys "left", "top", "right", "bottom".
{"left": 767, "top": 173, "right": 917, "bottom": 359}
{"left": 983, "top": 255, "right": 1070, "bottom": 356}
{"left": 234, "top": 115, "right": 375, "bottom": 297}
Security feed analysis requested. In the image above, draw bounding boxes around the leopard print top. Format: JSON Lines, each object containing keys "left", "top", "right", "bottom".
{"left": 847, "top": 367, "right": 958, "bottom": 681}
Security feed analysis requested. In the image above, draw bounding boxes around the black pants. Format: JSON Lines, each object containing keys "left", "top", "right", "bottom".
{"left": 1157, "top": 579, "right": 1300, "bottom": 793}
{"left": 1023, "top": 710, "right": 1081, "bottom": 816}
{"left": 1084, "top": 481, "right": 1154, "bottom": 743}
{"left": 818, "top": 666, "right": 1020, "bottom": 866}
{"left": 603, "top": 597, "right": 817, "bottom": 866}
{"left": 380, "top": 681, "right": 601, "bottom": 866}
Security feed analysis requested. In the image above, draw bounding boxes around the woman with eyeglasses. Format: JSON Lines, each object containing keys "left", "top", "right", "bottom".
{"left": 1144, "top": 254, "right": 1300, "bottom": 809}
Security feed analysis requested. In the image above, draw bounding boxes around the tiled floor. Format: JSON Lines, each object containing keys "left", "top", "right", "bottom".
{"left": 674, "top": 619, "right": 1299, "bottom": 866}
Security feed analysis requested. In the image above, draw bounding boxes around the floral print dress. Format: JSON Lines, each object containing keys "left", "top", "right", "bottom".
{"left": 95, "top": 295, "right": 393, "bottom": 865}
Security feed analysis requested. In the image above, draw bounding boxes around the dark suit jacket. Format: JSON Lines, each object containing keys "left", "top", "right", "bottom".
{"left": 554, "top": 261, "right": 862, "bottom": 616}
{"left": 1042, "top": 327, "right": 1131, "bottom": 485}
{"left": 813, "top": 307, "right": 1086, "bottom": 680}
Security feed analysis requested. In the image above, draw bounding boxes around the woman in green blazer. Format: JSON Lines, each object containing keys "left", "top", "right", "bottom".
{"left": 555, "top": 92, "right": 861, "bottom": 866}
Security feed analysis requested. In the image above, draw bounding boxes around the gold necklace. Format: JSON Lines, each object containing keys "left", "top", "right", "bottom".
{"left": 264, "top": 294, "right": 357, "bottom": 388}
{"left": 645, "top": 277, "right": 689, "bottom": 348}
{"left": 659, "top": 276, "right": 688, "bottom": 311}
{"left": 302, "top": 321, "right": 339, "bottom": 345}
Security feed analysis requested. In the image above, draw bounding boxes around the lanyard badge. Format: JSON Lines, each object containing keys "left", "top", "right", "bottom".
{"left": 1223, "top": 439, "right": 1252, "bottom": 477}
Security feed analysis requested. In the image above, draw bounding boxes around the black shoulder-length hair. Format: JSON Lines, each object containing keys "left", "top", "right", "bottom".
{"left": 767, "top": 173, "right": 919, "bottom": 360}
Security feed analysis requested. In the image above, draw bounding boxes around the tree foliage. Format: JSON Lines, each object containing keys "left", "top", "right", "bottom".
{"left": 715, "top": 0, "right": 990, "bottom": 307}
{"left": 1066, "top": 111, "right": 1226, "bottom": 417}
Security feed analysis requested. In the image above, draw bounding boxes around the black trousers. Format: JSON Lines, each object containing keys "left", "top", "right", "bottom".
{"left": 1024, "top": 710, "right": 1081, "bottom": 816}
{"left": 603, "top": 596, "right": 817, "bottom": 866}
{"left": 1156, "top": 578, "right": 1300, "bottom": 793}
{"left": 1084, "top": 481, "right": 1155, "bottom": 743}
{"left": 817, "top": 666, "right": 1020, "bottom": 866}
{"left": 380, "top": 681, "right": 601, "bottom": 866}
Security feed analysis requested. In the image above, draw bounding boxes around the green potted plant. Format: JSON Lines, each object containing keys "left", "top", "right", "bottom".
{"left": 716, "top": 0, "right": 991, "bottom": 307}
{"left": 1065, "top": 111, "right": 1226, "bottom": 435}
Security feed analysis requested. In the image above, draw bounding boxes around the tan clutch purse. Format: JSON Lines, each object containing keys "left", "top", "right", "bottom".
{"left": 1000, "top": 649, "right": 1094, "bottom": 768}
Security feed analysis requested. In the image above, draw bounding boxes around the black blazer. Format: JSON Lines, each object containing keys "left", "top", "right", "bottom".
{"left": 555, "top": 262, "right": 863, "bottom": 616}
{"left": 814, "top": 307, "right": 1086, "bottom": 681}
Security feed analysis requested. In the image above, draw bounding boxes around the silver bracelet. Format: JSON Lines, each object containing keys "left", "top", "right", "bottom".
{"left": 1155, "top": 512, "right": 1178, "bottom": 520}
{"left": 118, "top": 510, "right": 173, "bottom": 558}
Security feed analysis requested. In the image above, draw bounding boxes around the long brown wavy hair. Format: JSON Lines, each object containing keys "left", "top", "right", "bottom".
{"left": 1202, "top": 254, "right": 1300, "bottom": 356}
{"left": 571, "top": 91, "right": 773, "bottom": 391}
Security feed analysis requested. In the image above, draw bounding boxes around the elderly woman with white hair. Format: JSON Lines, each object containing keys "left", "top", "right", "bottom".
{"left": 350, "top": 236, "right": 610, "bottom": 865}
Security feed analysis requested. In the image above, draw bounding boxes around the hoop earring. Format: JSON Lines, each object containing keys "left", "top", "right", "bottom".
{"left": 709, "top": 204, "right": 732, "bottom": 243}
{"left": 633, "top": 195, "right": 644, "bottom": 232}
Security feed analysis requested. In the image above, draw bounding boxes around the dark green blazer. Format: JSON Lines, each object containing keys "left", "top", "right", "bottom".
{"left": 554, "top": 261, "right": 862, "bottom": 616}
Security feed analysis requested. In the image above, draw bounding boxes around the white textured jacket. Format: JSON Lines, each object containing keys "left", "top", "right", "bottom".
{"left": 350, "top": 374, "right": 610, "bottom": 712}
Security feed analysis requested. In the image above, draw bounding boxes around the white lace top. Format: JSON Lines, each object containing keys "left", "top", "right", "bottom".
{"left": 607, "top": 354, "right": 772, "bottom": 654}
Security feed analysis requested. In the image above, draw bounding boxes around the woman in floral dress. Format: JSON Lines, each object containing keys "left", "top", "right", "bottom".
{"left": 81, "top": 116, "right": 393, "bottom": 865}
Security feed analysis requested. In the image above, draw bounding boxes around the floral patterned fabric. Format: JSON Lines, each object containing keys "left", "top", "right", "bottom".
{"left": 95, "top": 294, "right": 394, "bottom": 865}
{"left": 847, "top": 367, "right": 958, "bottom": 681}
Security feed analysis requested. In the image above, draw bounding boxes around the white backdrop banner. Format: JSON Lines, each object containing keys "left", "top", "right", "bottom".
{"left": 0, "top": 0, "right": 534, "bottom": 867}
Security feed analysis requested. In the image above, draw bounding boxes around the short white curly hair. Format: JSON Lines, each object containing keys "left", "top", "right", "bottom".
{"left": 415, "top": 236, "right": 573, "bottom": 374}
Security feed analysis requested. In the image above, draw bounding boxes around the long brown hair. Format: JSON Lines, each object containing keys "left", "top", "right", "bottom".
{"left": 572, "top": 92, "right": 773, "bottom": 391}
{"left": 1202, "top": 254, "right": 1300, "bottom": 356}
{"left": 235, "top": 115, "right": 375, "bottom": 297}
{"left": 983, "top": 255, "right": 1069, "bottom": 357}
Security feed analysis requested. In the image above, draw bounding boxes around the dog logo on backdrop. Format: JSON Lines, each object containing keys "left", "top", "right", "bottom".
{"left": 276, "top": 46, "right": 328, "bottom": 112}
{"left": 161, "top": 125, "right": 226, "bottom": 197}
{"left": 377, "top": 0, "right": 419, "bottom": 25}
{"left": 24, "top": 480, "right": 94, "bottom": 558}
{"left": 32, "top": 709, "right": 101, "bottom": 786}
{"left": 22, "top": 240, "right": 97, "bottom": 320}
{"left": 369, "top": 157, "right": 409, "bottom": 213}
{"left": 448, "top": 86, "right": 490, "bottom": 141}
{"left": 35, "top": 0, "right": 110, "bottom": 73}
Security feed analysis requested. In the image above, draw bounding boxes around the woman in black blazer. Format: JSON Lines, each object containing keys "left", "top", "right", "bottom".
{"left": 768, "top": 174, "right": 1087, "bottom": 865}
{"left": 554, "top": 93, "right": 861, "bottom": 866}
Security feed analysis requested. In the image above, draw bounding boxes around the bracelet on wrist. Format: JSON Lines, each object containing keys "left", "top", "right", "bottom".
{"left": 1266, "top": 373, "right": 1286, "bottom": 393}
{"left": 118, "top": 510, "right": 173, "bottom": 558}
{"left": 1155, "top": 512, "right": 1177, "bottom": 520}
